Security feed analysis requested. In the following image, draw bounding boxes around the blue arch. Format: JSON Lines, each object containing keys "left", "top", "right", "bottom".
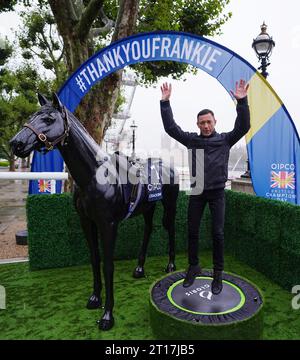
{"left": 54, "top": 31, "right": 299, "bottom": 204}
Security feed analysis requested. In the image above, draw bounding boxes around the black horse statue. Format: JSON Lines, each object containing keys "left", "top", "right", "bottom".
{"left": 10, "top": 93, "right": 179, "bottom": 330}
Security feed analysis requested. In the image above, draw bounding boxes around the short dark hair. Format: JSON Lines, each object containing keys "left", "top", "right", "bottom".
{"left": 197, "top": 109, "right": 214, "bottom": 120}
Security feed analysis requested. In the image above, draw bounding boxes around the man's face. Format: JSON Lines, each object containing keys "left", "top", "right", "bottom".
{"left": 197, "top": 113, "right": 216, "bottom": 137}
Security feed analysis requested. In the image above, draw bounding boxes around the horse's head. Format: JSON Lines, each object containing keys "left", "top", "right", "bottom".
{"left": 10, "top": 93, "right": 69, "bottom": 158}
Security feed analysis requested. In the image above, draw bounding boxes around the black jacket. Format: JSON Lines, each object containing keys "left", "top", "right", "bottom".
{"left": 160, "top": 97, "right": 250, "bottom": 191}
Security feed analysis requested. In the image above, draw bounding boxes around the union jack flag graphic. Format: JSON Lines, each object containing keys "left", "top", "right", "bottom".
{"left": 270, "top": 171, "right": 295, "bottom": 189}
{"left": 38, "top": 179, "right": 55, "bottom": 193}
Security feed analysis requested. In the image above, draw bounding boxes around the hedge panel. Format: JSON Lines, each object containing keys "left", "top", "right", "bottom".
{"left": 27, "top": 190, "right": 300, "bottom": 291}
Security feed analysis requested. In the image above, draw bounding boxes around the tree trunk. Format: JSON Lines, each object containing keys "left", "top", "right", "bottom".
{"left": 9, "top": 153, "right": 15, "bottom": 172}
{"left": 76, "top": 73, "right": 123, "bottom": 145}
{"left": 48, "top": 0, "right": 139, "bottom": 190}
{"left": 49, "top": 0, "right": 140, "bottom": 143}
{"left": 21, "top": 158, "right": 26, "bottom": 168}
{"left": 63, "top": 167, "right": 74, "bottom": 193}
{"left": 26, "top": 156, "right": 30, "bottom": 168}
{"left": 81, "top": 0, "right": 140, "bottom": 143}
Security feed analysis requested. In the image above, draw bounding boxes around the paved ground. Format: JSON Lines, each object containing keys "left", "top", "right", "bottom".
{"left": 0, "top": 167, "right": 28, "bottom": 260}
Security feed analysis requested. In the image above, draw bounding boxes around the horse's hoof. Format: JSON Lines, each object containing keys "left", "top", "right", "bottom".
{"left": 133, "top": 266, "right": 145, "bottom": 278}
{"left": 86, "top": 294, "right": 101, "bottom": 309}
{"left": 98, "top": 317, "right": 114, "bottom": 331}
{"left": 165, "top": 263, "right": 176, "bottom": 273}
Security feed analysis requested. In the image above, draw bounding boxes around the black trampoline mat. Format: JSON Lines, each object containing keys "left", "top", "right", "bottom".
{"left": 168, "top": 277, "right": 245, "bottom": 315}
{"left": 151, "top": 271, "right": 263, "bottom": 324}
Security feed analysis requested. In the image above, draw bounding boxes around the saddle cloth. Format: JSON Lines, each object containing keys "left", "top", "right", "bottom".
{"left": 111, "top": 152, "right": 163, "bottom": 219}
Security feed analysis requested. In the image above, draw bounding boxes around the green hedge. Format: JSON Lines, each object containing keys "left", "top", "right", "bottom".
{"left": 27, "top": 190, "right": 300, "bottom": 290}
{"left": 26, "top": 194, "right": 90, "bottom": 269}
{"left": 26, "top": 192, "right": 211, "bottom": 270}
{"left": 224, "top": 191, "right": 300, "bottom": 290}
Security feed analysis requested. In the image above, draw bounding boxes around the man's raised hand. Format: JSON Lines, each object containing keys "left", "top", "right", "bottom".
{"left": 230, "top": 79, "right": 249, "bottom": 100}
{"left": 161, "top": 82, "right": 172, "bottom": 101}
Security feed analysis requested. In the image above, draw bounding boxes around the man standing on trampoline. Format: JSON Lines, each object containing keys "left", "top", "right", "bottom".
{"left": 160, "top": 79, "right": 250, "bottom": 294}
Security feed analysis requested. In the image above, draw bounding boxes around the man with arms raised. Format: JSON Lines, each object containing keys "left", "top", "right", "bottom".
{"left": 160, "top": 80, "right": 250, "bottom": 294}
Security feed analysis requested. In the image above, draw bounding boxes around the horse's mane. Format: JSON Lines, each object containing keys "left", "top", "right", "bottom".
{"left": 56, "top": 105, "right": 108, "bottom": 162}
{"left": 68, "top": 111, "right": 99, "bottom": 149}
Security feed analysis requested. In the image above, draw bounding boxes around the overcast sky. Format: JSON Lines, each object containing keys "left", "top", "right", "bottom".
{"left": 129, "top": 0, "right": 300, "bottom": 154}
{"left": 1, "top": 0, "right": 300, "bottom": 156}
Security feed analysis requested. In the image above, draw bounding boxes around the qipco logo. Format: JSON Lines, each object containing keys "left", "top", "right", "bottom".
{"left": 147, "top": 183, "right": 162, "bottom": 191}
{"left": 291, "top": 285, "right": 300, "bottom": 310}
{"left": 0, "top": 285, "right": 6, "bottom": 310}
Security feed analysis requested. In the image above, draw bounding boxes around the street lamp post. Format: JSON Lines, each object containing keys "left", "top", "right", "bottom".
{"left": 130, "top": 119, "right": 137, "bottom": 162}
{"left": 252, "top": 22, "right": 275, "bottom": 79}
{"left": 241, "top": 22, "right": 275, "bottom": 179}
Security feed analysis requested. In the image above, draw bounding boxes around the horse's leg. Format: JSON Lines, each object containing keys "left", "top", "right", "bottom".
{"left": 133, "top": 204, "right": 156, "bottom": 278}
{"left": 97, "top": 220, "right": 118, "bottom": 331}
{"left": 79, "top": 215, "right": 102, "bottom": 309}
{"left": 162, "top": 184, "right": 179, "bottom": 273}
{"left": 74, "top": 188, "right": 102, "bottom": 309}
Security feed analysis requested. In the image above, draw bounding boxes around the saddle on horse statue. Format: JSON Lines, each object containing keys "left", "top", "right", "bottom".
{"left": 111, "top": 151, "right": 163, "bottom": 219}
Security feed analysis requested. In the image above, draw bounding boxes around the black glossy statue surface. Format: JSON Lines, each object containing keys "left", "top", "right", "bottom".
{"left": 10, "top": 94, "right": 179, "bottom": 331}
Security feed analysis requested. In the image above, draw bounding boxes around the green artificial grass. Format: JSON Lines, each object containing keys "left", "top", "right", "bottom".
{"left": 0, "top": 251, "right": 299, "bottom": 340}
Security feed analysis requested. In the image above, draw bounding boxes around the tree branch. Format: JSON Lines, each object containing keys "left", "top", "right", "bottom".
{"left": 48, "top": 0, "right": 75, "bottom": 34}
{"left": 89, "top": 9, "right": 115, "bottom": 38}
{"left": 76, "top": 0, "right": 105, "bottom": 41}
{"left": 49, "top": 23, "right": 53, "bottom": 45}
{"left": 89, "top": 27, "right": 110, "bottom": 38}
{"left": 57, "top": 47, "right": 64, "bottom": 62}
{"left": 112, "top": 0, "right": 140, "bottom": 42}
{"left": 29, "top": 47, "right": 43, "bottom": 58}
{"left": 73, "top": 0, "right": 84, "bottom": 18}
{"left": 65, "top": 0, "right": 79, "bottom": 21}
{"left": 0, "top": 145, "right": 10, "bottom": 158}
{"left": 94, "top": 8, "right": 115, "bottom": 36}
{"left": 99, "top": 7, "right": 113, "bottom": 25}
{"left": 39, "top": 32, "right": 56, "bottom": 63}
{"left": 58, "top": 33, "right": 64, "bottom": 48}
{"left": 48, "top": 23, "right": 59, "bottom": 52}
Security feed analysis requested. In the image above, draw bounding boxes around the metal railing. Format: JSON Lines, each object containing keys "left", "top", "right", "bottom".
{"left": 0, "top": 172, "right": 68, "bottom": 180}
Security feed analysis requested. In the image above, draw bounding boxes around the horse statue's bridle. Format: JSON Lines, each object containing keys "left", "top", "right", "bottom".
{"left": 23, "top": 106, "right": 70, "bottom": 152}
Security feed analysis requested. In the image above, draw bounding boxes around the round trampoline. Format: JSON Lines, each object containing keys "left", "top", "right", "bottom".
{"left": 149, "top": 270, "right": 264, "bottom": 340}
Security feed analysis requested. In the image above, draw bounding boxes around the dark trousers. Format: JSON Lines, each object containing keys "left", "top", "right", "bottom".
{"left": 187, "top": 189, "right": 225, "bottom": 271}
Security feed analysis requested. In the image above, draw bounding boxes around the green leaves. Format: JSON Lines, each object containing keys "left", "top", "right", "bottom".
{"left": 0, "top": 0, "right": 18, "bottom": 13}
{"left": 178, "top": 0, "right": 232, "bottom": 35}
{"left": 17, "top": 4, "right": 65, "bottom": 85}
{"left": 133, "top": 0, "right": 232, "bottom": 84}
{"left": 0, "top": 65, "right": 54, "bottom": 161}
{"left": 1, "top": 0, "right": 232, "bottom": 144}
{"left": 0, "top": 37, "right": 12, "bottom": 66}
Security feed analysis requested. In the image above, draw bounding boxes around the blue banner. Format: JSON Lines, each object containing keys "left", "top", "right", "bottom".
{"left": 29, "top": 149, "right": 64, "bottom": 194}
{"left": 32, "top": 31, "right": 300, "bottom": 204}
